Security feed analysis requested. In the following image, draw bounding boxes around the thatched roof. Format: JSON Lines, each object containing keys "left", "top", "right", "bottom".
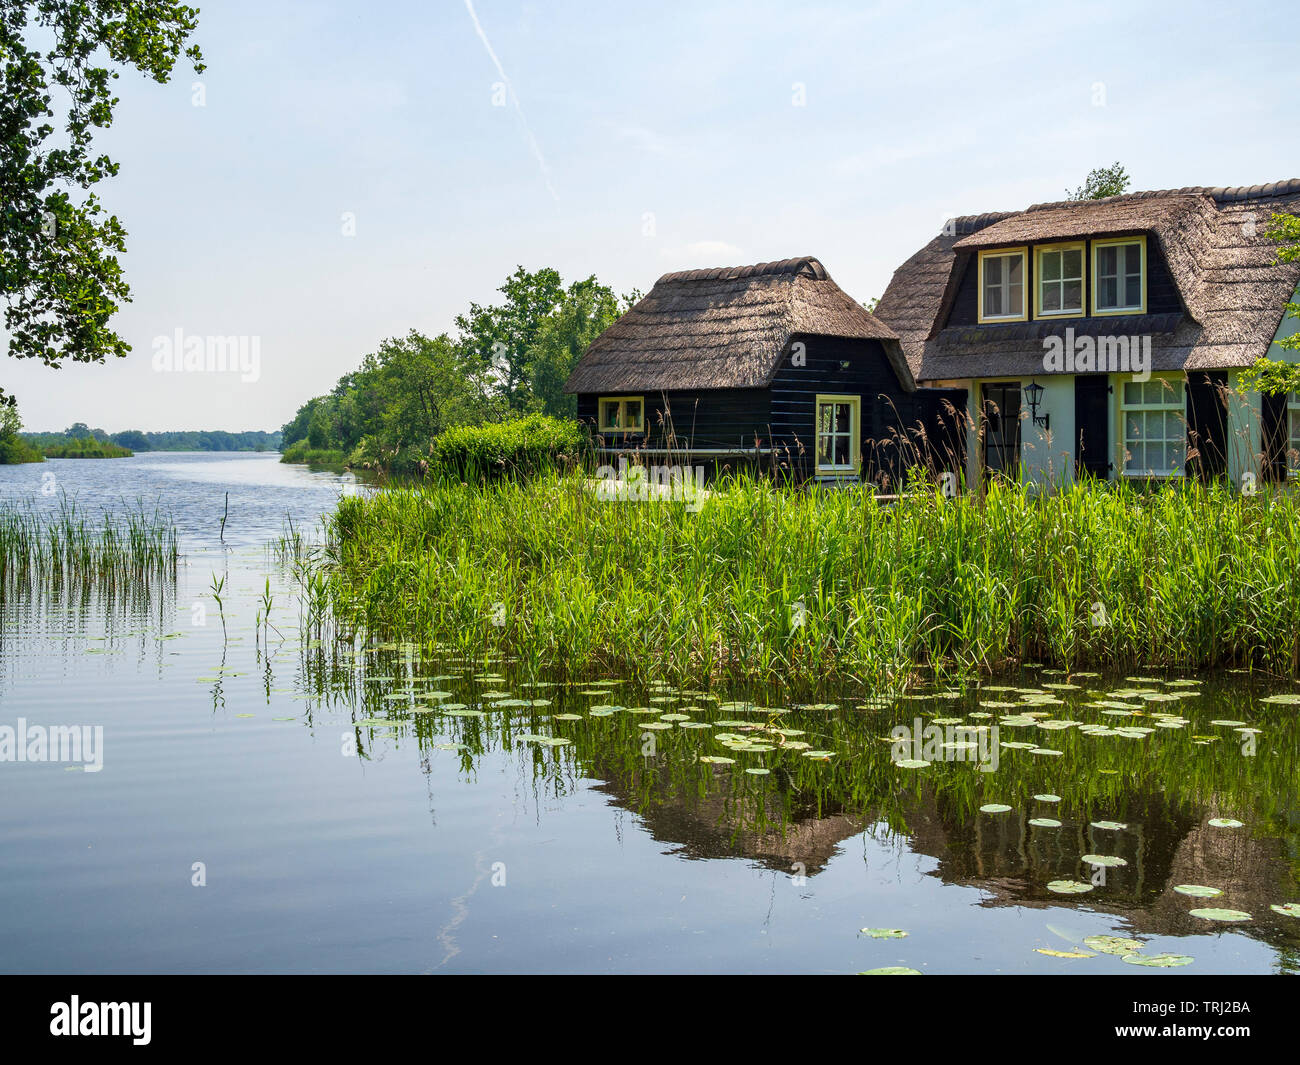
{"left": 564, "top": 256, "right": 913, "bottom": 394}
{"left": 875, "top": 179, "right": 1300, "bottom": 381}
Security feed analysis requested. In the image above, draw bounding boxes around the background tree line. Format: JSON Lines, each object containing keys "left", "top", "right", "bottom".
{"left": 281, "top": 266, "right": 637, "bottom": 471}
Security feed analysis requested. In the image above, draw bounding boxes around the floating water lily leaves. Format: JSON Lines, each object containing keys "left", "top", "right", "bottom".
{"left": 1029, "top": 818, "right": 1062, "bottom": 828}
{"left": 699, "top": 755, "right": 735, "bottom": 765}
{"left": 860, "top": 928, "right": 908, "bottom": 939}
{"left": 1207, "top": 818, "right": 1244, "bottom": 828}
{"left": 980, "top": 804, "right": 1013, "bottom": 813}
{"left": 1047, "top": 880, "right": 1094, "bottom": 894}
{"left": 1188, "top": 908, "right": 1251, "bottom": 922}
{"left": 1261, "top": 694, "right": 1300, "bottom": 705}
{"left": 1035, "top": 947, "right": 1094, "bottom": 958}
{"left": 1082, "top": 854, "right": 1128, "bottom": 868}
{"left": 1173, "top": 885, "right": 1223, "bottom": 898}
{"left": 1083, "top": 935, "right": 1142, "bottom": 955}
{"left": 894, "top": 758, "right": 931, "bottom": 769}
{"left": 858, "top": 966, "right": 921, "bottom": 975}
{"left": 1122, "top": 953, "right": 1193, "bottom": 968}
{"left": 1090, "top": 820, "right": 1128, "bottom": 831}
{"left": 1034, "top": 794, "right": 1062, "bottom": 803}
{"left": 1269, "top": 903, "right": 1300, "bottom": 918}
{"left": 744, "top": 767, "right": 771, "bottom": 776}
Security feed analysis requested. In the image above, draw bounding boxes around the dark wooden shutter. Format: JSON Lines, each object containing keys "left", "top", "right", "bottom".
{"left": 1185, "top": 371, "right": 1227, "bottom": 482}
{"left": 1074, "top": 376, "right": 1111, "bottom": 479}
{"left": 1262, "top": 390, "right": 1288, "bottom": 482}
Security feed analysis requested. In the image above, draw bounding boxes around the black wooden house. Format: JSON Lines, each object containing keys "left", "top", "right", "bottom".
{"left": 564, "top": 257, "right": 965, "bottom": 488}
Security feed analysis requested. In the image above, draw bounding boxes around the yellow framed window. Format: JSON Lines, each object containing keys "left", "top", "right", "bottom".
{"left": 1120, "top": 376, "right": 1184, "bottom": 477}
{"left": 597, "top": 396, "right": 644, "bottom": 433}
{"left": 815, "top": 394, "right": 860, "bottom": 475}
{"left": 977, "top": 248, "right": 1028, "bottom": 323}
{"left": 1035, "top": 242, "right": 1085, "bottom": 318}
{"left": 1092, "top": 236, "right": 1147, "bottom": 315}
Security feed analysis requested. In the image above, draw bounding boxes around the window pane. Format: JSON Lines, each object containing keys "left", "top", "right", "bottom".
{"left": 1123, "top": 382, "right": 1142, "bottom": 405}
{"left": 1064, "top": 249, "right": 1082, "bottom": 277}
{"left": 602, "top": 401, "right": 619, "bottom": 427}
{"left": 1125, "top": 274, "right": 1141, "bottom": 307}
{"left": 833, "top": 435, "right": 850, "bottom": 465}
{"left": 1008, "top": 282, "right": 1023, "bottom": 315}
{"left": 1101, "top": 277, "right": 1118, "bottom": 308}
{"left": 1063, "top": 280, "right": 1082, "bottom": 309}
{"left": 626, "top": 400, "right": 642, "bottom": 427}
{"left": 985, "top": 257, "right": 1002, "bottom": 285}
{"left": 1042, "top": 285, "right": 1061, "bottom": 311}
{"left": 1099, "top": 247, "right": 1117, "bottom": 276}
{"left": 818, "top": 404, "right": 832, "bottom": 435}
{"left": 833, "top": 403, "right": 850, "bottom": 433}
{"left": 817, "top": 434, "right": 832, "bottom": 465}
{"left": 985, "top": 285, "right": 1002, "bottom": 316}
{"left": 1127, "top": 442, "right": 1145, "bottom": 472}
{"left": 1007, "top": 256, "right": 1022, "bottom": 284}
{"left": 1041, "top": 252, "right": 1061, "bottom": 282}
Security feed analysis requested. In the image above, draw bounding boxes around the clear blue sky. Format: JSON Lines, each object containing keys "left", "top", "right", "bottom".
{"left": 7, "top": 0, "right": 1298, "bottom": 432}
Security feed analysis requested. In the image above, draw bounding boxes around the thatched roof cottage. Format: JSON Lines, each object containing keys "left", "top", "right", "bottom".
{"left": 565, "top": 257, "right": 964, "bottom": 486}
{"left": 875, "top": 179, "right": 1300, "bottom": 487}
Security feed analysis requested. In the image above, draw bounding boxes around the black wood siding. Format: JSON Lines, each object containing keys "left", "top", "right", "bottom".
{"left": 575, "top": 335, "right": 959, "bottom": 487}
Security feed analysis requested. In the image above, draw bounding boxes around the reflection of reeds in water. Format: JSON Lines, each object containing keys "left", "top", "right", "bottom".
{"left": 0, "top": 496, "right": 178, "bottom": 617}
{"left": 310, "top": 469, "right": 1300, "bottom": 687}
{"left": 294, "top": 642, "right": 1300, "bottom": 916}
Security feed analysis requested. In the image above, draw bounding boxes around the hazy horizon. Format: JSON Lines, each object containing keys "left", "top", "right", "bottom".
{"left": 4, "top": 0, "right": 1298, "bottom": 433}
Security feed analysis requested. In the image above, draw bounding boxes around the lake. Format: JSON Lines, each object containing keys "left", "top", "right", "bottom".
{"left": 1, "top": 452, "right": 1298, "bottom": 974}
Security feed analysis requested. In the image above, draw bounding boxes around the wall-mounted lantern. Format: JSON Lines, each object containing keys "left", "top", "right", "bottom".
{"left": 1025, "top": 379, "right": 1050, "bottom": 431}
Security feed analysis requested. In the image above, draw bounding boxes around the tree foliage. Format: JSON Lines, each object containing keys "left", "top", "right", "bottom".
{"left": 0, "top": 0, "right": 204, "bottom": 406}
{"left": 283, "top": 267, "right": 635, "bottom": 472}
{"left": 1237, "top": 213, "right": 1300, "bottom": 394}
{"left": 1068, "top": 162, "right": 1131, "bottom": 201}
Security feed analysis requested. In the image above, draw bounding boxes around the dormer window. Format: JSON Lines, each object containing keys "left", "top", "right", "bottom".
{"left": 977, "top": 247, "right": 1027, "bottom": 323}
{"left": 1035, "top": 243, "right": 1084, "bottom": 318}
{"left": 1092, "top": 236, "right": 1147, "bottom": 315}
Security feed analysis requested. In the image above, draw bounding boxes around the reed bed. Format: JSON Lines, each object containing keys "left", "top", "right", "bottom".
{"left": 0, "top": 497, "right": 179, "bottom": 595}
{"left": 317, "top": 472, "right": 1300, "bottom": 686}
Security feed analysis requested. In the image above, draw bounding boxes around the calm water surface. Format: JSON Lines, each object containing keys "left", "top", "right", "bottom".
{"left": 1, "top": 452, "right": 1298, "bottom": 974}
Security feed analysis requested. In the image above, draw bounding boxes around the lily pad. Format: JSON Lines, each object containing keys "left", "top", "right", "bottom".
{"left": 1083, "top": 935, "right": 1142, "bottom": 955}
{"left": 1035, "top": 947, "right": 1094, "bottom": 958}
{"left": 1122, "top": 953, "right": 1193, "bottom": 968}
{"left": 1046, "top": 880, "right": 1094, "bottom": 894}
{"left": 1090, "top": 820, "right": 1128, "bottom": 831}
{"left": 1269, "top": 903, "right": 1300, "bottom": 918}
{"left": 1188, "top": 908, "right": 1251, "bottom": 922}
{"left": 1029, "top": 818, "right": 1062, "bottom": 828}
{"left": 1082, "top": 854, "right": 1128, "bottom": 868}
{"left": 894, "top": 758, "right": 931, "bottom": 769}
{"left": 860, "top": 928, "right": 908, "bottom": 939}
{"left": 858, "top": 967, "right": 921, "bottom": 975}
{"left": 980, "top": 803, "right": 1013, "bottom": 813}
{"left": 1207, "top": 818, "right": 1244, "bottom": 828}
{"left": 1034, "top": 793, "right": 1062, "bottom": 803}
{"left": 1173, "top": 884, "right": 1223, "bottom": 898}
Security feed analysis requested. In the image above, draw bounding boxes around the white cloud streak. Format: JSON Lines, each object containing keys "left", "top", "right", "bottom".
{"left": 464, "top": 0, "right": 558, "bottom": 202}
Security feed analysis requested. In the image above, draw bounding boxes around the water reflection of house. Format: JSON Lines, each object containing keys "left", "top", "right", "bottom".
{"left": 905, "top": 788, "right": 1299, "bottom": 954}
{"left": 589, "top": 764, "right": 865, "bottom": 876}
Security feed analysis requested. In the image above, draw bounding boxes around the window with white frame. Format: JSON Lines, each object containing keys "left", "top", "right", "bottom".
{"left": 978, "top": 249, "right": 1027, "bottom": 322}
{"left": 815, "top": 394, "right": 860, "bottom": 474}
{"left": 1036, "top": 243, "right": 1084, "bottom": 316}
{"left": 1121, "top": 377, "right": 1185, "bottom": 477}
{"left": 1093, "top": 237, "right": 1146, "bottom": 314}
{"left": 598, "top": 396, "right": 644, "bottom": 433}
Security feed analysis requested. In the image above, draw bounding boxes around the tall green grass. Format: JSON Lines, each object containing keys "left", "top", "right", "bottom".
{"left": 316, "top": 472, "right": 1300, "bottom": 685}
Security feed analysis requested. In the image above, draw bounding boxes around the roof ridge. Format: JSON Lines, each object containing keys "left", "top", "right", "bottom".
{"left": 656, "top": 256, "right": 827, "bottom": 284}
{"left": 939, "top": 179, "right": 1300, "bottom": 235}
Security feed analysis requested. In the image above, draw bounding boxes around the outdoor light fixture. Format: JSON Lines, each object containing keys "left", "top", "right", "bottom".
{"left": 1025, "top": 380, "right": 1050, "bottom": 430}
{"left": 839, "top": 359, "right": 851, "bottom": 370}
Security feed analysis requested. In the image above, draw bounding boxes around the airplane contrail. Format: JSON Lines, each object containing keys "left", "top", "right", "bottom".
{"left": 464, "top": 0, "right": 559, "bottom": 202}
